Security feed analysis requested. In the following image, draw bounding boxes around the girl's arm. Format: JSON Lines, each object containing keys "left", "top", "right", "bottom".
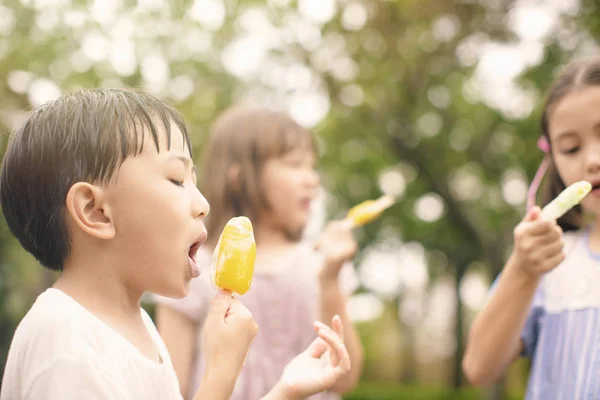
{"left": 318, "top": 279, "right": 363, "bottom": 393}
{"left": 315, "top": 220, "right": 364, "bottom": 392}
{"left": 463, "top": 207, "right": 564, "bottom": 386}
{"left": 462, "top": 255, "right": 539, "bottom": 386}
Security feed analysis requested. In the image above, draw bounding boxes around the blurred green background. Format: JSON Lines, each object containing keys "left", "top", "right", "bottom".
{"left": 1, "top": 0, "right": 599, "bottom": 398}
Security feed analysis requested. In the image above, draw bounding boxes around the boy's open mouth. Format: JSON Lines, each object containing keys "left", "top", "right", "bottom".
{"left": 187, "top": 231, "right": 207, "bottom": 278}
{"left": 188, "top": 241, "right": 202, "bottom": 263}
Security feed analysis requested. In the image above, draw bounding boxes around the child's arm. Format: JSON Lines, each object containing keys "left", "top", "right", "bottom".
{"left": 155, "top": 305, "right": 198, "bottom": 398}
{"left": 462, "top": 206, "right": 564, "bottom": 386}
{"left": 315, "top": 220, "right": 364, "bottom": 393}
{"left": 192, "top": 291, "right": 258, "bottom": 400}
{"left": 260, "top": 316, "right": 351, "bottom": 400}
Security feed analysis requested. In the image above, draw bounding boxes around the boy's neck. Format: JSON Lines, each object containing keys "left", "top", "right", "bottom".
{"left": 54, "top": 258, "right": 143, "bottom": 321}
{"left": 54, "top": 260, "right": 162, "bottom": 364}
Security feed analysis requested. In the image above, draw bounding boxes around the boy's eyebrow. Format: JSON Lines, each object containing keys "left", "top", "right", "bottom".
{"left": 169, "top": 155, "right": 196, "bottom": 172}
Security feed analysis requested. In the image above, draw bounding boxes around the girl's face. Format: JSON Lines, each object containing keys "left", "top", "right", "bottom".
{"left": 548, "top": 86, "right": 600, "bottom": 215}
{"left": 258, "top": 146, "right": 320, "bottom": 241}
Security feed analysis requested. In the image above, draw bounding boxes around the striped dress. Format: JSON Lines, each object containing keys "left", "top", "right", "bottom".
{"left": 522, "top": 228, "right": 600, "bottom": 399}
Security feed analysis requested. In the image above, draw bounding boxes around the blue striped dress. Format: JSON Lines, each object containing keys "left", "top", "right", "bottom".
{"left": 522, "top": 228, "right": 600, "bottom": 399}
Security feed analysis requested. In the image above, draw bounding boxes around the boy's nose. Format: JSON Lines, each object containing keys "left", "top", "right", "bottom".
{"left": 191, "top": 187, "right": 210, "bottom": 219}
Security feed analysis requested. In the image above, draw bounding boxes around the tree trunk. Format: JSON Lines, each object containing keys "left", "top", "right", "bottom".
{"left": 453, "top": 260, "right": 466, "bottom": 389}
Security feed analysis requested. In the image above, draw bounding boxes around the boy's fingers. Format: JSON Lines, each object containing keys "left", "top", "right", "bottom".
{"left": 331, "top": 315, "right": 344, "bottom": 341}
{"left": 317, "top": 328, "right": 348, "bottom": 367}
{"left": 313, "top": 321, "right": 336, "bottom": 337}
{"left": 306, "top": 337, "right": 328, "bottom": 358}
{"left": 317, "top": 328, "right": 351, "bottom": 371}
{"left": 209, "top": 290, "right": 232, "bottom": 317}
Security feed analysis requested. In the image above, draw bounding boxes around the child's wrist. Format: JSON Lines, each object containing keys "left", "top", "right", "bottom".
{"left": 319, "top": 258, "right": 345, "bottom": 281}
{"left": 318, "top": 268, "right": 340, "bottom": 286}
{"left": 200, "top": 365, "right": 238, "bottom": 398}
{"left": 507, "top": 253, "right": 543, "bottom": 283}
{"left": 268, "top": 380, "right": 301, "bottom": 400}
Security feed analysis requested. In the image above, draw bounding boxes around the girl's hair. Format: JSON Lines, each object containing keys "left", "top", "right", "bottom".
{"left": 200, "top": 106, "right": 314, "bottom": 246}
{"left": 539, "top": 56, "right": 600, "bottom": 232}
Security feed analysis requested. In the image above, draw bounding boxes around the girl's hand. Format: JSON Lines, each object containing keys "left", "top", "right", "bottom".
{"left": 512, "top": 206, "right": 565, "bottom": 277}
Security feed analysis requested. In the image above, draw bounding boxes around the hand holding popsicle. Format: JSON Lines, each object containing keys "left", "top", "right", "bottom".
{"left": 510, "top": 181, "right": 591, "bottom": 278}
{"left": 315, "top": 219, "right": 358, "bottom": 282}
{"left": 316, "top": 195, "right": 394, "bottom": 281}
{"left": 201, "top": 291, "right": 258, "bottom": 390}
{"left": 196, "top": 217, "right": 258, "bottom": 399}
{"left": 512, "top": 206, "right": 564, "bottom": 278}
{"left": 211, "top": 216, "right": 256, "bottom": 295}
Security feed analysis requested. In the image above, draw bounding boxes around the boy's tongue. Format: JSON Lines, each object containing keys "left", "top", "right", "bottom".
{"left": 189, "top": 256, "right": 200, "bottom": 278}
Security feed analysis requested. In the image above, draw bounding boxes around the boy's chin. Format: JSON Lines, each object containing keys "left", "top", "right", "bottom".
{"left": 154, "top": 281, "right": 190, "bottom": 299}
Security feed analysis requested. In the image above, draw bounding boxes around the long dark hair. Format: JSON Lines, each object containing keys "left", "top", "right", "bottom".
{"left": 539, "top": 56, "right": 600, "bottom": 232}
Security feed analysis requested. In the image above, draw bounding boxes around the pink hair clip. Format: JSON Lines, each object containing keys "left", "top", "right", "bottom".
{"left": 526, "top": 136, "right": 550, "bottom": 211}
{"left": 537, "top": 136, "right": 550, "bottom": 153}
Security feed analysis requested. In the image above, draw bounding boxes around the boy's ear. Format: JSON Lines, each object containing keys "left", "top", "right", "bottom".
{"left": 65, "top": 182, "right": 115, "bottom": 240}
{"left": 228, "top": 164, "right": 242, "bottom": 193}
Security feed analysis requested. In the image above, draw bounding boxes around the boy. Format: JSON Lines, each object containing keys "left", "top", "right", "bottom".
{"left": 0, "top": 89, "right": 350, "bottom": 400}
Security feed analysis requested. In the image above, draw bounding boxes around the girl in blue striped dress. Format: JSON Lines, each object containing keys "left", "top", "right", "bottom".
{"left": 464, "top": 56, "right": 600, "bottom": 399}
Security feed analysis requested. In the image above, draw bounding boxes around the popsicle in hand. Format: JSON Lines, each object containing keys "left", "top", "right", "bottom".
{"left": 345, "top": 194, "right": 395, "bottom": 227}
{"left": 541, "top": 180, "right": 592, "bottom": 221}
{"left": 210, "top": 216, "right": 256, "bottom": 295}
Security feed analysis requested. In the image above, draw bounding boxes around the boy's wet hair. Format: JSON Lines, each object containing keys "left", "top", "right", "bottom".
{"left": 201, "top": 106, "right": 314, "bottom": 246}
{"left": 0, "top": 88, "right": 191, "bottom": 271}
{"left": 540, "top": 56, "right": 600, "bottom": 232}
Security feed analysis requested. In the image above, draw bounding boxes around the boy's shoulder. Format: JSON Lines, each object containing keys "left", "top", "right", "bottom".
{"left": 1, "top": 289, "right": 117, "bottom": 398}
{"left": 3, "top": 289, "right": 179, "bottom": 400}
{"left": 10, "top": 289, "right": 110, "bottom": 362}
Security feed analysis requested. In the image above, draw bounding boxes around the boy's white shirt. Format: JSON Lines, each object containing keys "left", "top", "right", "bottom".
{"left": 0, "top": 288, "right": 181, "bottom": 400}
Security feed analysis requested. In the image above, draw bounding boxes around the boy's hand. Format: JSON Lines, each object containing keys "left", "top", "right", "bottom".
{"left": 202, "top": 291, "right": 258, "bottom": 380}
{"left": 315, "top": 220, "right": 357, "bottom": 283}
{"left": 512, "top": 206, "right": 565, "bottom": 277}
{"left": 274, "top": 315, "right": 351, "bottom": 400}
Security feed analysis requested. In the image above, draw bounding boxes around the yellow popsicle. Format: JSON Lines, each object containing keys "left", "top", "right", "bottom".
{"left": 211, "top": 216, "right": 256, "bottom": 295}
{"left": 345, "top": 195, "right": 395, "bottom": 227}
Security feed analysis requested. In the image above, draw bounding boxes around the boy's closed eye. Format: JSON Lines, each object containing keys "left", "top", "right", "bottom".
{"left": 168, "top": 169, "right": 198, "bottom": 188}
{"left": 166, "top": 156, "right": 197, "bottom": 187}
{"left": 167, "top": 166, "right": 186, "bottom": 187}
